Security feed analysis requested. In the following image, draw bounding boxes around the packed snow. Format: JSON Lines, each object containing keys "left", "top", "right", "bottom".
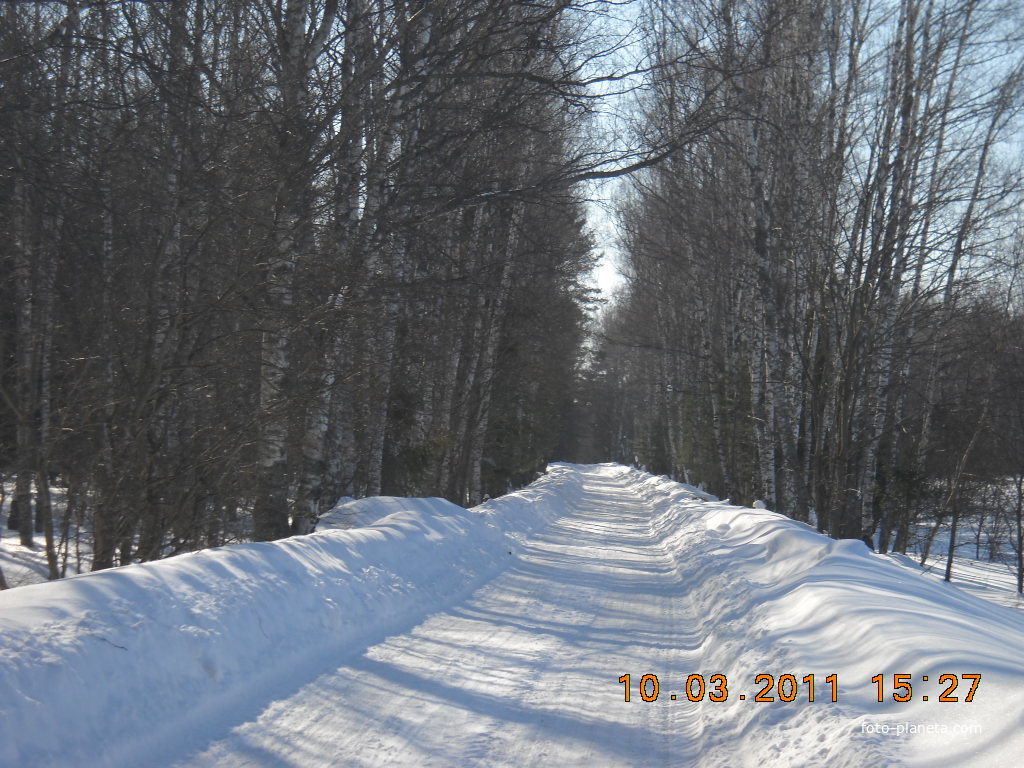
{"left": 1, "top": 464, "right": 1023, "bottom": 766}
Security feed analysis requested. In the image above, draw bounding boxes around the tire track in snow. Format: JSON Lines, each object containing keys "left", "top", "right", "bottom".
{"left": 174, "top": 465, "right": 708, "bottom": 767}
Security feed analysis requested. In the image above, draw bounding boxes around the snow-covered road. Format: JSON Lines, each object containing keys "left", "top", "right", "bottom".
{"left": 3, "top": 464, "right": 1024, "bottom": 767}
{"left": 177, "top": 467, "right": 704, "bottom": 767}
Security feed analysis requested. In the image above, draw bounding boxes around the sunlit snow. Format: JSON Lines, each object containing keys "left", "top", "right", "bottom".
{"left": 1, "top": 465, "right": 1022, "bottom": 767}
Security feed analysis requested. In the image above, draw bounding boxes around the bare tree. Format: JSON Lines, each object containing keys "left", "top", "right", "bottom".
{"left": 599, "top": 0, "right": 1024, "bottom": 546}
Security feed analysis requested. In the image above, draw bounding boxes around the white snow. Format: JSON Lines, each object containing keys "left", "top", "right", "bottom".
{"left": 887, "top": 551, "right": 1024, "bottom": 612}
{"left": 1, "top": 464, "right": 1023, "bottom": 767}
{"left": 0, "top": 487, "right": 88, "bottom": 587}
{"left": 316, "top": 495, "right": 422, "bottom": 530}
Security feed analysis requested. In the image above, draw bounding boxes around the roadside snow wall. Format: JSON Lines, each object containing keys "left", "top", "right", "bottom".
{"left": 619, "top": 468, "right": 1024, "bottom": 768}
{"left": 0, "top": 465, "right": 586, "bottom": 768}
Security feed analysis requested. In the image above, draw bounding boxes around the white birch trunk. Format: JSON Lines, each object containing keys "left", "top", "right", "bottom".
{"left": 11, "top": 174, "right": 35, "bottom": 549}
{"left": 467, "top": 238, "right": 518, "bottom": 505}
{"left": 253, "top": 0, "right": 339, "bottom": 537}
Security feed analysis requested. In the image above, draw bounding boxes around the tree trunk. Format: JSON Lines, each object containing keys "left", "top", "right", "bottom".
{"left": 466, "top": 208, "right": 520, "bottom": 505}
{"left": 10, "top": 171, "right": 35, "bottom": 548}
{"left": 943, "top": 503, "right": 959, "bottom": 583}
{"left": 253, "top": 0, "right": 339, "bottom": 539}
{"left": 1015, "top": 477, "right": 1023, "bottom": 594}
{"left": 36, "top": 472, "right": 58, "bottom": 580}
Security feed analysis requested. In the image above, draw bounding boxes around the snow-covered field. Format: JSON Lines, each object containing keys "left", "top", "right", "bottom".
{"left": 2, "top": 464, "right": 1023, "bottom": 766}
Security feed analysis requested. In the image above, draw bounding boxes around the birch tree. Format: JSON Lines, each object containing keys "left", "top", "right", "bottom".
{"left": 601, "top": 0, "right": 1024, "bottom": 545}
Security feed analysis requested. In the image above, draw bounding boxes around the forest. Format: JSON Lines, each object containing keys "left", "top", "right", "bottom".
{"left": 583, "top": 0, "right": 1024, "bottom": 573}
{"left": 0, "top": 0, "right": 618, "bottom": 579}
{"left": 3, "top": 0, "right": 1024, "bottom": 585}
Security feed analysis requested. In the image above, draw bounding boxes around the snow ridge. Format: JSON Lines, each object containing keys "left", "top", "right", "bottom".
{"left": 623, "top": 469, "right": 1024, "bottom": 767}
{"left": 3, "top": 465, "right": 1024, "bottom": 767}
{"left": 0, "top": 466, "right": 584, "bottom": 768}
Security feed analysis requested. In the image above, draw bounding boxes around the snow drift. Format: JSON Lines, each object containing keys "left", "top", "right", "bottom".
{"left": 3, "top": 464, "right": 1024, "bottom": 767}
{"left": 0, "top": 466, "right": 586, "bottom": 768}
{"left": 622, "top": 469, "right": 1024, "bottom": 767}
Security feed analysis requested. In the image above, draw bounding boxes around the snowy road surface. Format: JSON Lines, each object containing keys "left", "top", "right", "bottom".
{"left": 178, "top": 468, "right": 705, "bottom": 767}
{"left": 3, "top": 464, "right": 1024, "bottom": 767}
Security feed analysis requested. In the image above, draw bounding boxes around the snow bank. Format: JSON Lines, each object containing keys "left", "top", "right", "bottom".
{"left": 5, "top": 463, "right": 1024, "bottom": 767}
{"left": 317, "top": 495, "right": 428, "bottom": 530}
{"left": 0, "top": 466, "right": 585, "bottom": 768}
{"left": 623, "top": 468, "right": 1024, "bottom": 767}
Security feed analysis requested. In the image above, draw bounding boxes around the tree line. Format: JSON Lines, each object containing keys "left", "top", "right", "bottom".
{"left": 585, "top": 0, "right": 1024, "bottom": 562}
{"left": 7, "top": 0, "right": 1023, "bottom": 589}
{"left": 0, "top": 0, "right": 616, "bottom": 578}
